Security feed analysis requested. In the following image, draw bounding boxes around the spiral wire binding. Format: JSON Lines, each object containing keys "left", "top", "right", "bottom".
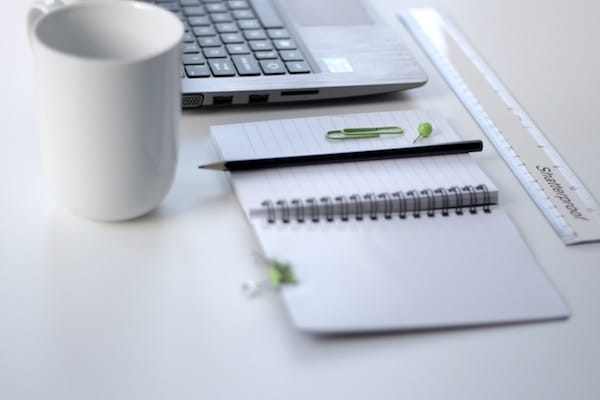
{"left": 434, "top": 187, "right": 450, "bottom": 216}
{"left": 365, "top": 193, "right": 378, "bottom": 220}
{"left": 463, "top": 185, "right": 478, "bottom": 214}
{"left": 291, "top": 198, "right": 305, "bottom": 222}
{"left": 276, "top": 199, "right": 291, "bottom": 223}
{"left": 350, "top": 195, "right": 364, "bottom": 221}
{"left": 407, "top": 190, "right": 421, "bottom": 218}
{"left": 335, "top": 195, "right": 350, "bottom": 221}
{"left": 378, "top": 192, "right": 393, "bottom": 219}
{"left": 393, "top": 191, "right": 407, "bottom": 219}
{"left": 321, "top": 196, "right": 335, "bottom": 222}
{"left": 261, "top": 185, "right": 493, "bottom": 223}
{"left": 477, "top": 184, "right": 492, "bottom": 213}
{"left": 449, "top": 186, "right": 463, "bottom": 215}
{"left": 421, "top": 188, "right": 436, "bottom": 217}
{"left": 306, "top": 198, "right": 319, "bottom": 222}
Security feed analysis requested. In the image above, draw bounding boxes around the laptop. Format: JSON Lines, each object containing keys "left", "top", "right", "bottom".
{"left": 148, "top": 0, "right": 427, "bottom": 107}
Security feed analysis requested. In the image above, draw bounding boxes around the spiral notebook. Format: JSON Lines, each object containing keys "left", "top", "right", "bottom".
{"left": 210, "top": 110, "right": 569, "bottom": 333}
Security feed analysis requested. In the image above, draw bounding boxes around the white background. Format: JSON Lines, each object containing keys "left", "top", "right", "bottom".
{"left": 1, "top": 0, "right": 599, "bottom": 399}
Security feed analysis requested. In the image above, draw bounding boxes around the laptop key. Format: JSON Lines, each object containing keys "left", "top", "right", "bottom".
{"left": 238, "top": 19, "right": 261, "bottom": 30}
{"left": 228, "top": 0, "right": 249, "bottom": 9}
{"left": 243, "top": 29, "right": 266, "bottom": 40}
{"left": 183, "top": 43, "right": 200, "bottom": 53}
{"left": 205, "top": 3, "right": 227, "bottom": 13}
{"left": 183, "top": 6, "right": 205, "bottom": 16}
{"left": 188, "top": 16, "right": 211, "bottom": 26}
{"left": 226, "top": 43, "right": 251, "bottom": 55}
{"left": 192, "top": 26, "right": 216, "bottom": 36}
{"left": 211, "top": 13, "right": 233, "bottom": 23}
{"left": 279, "top": 50, "right": 304, "bottom": 61}
{"left": 185, "top": 65, "right": 211, "bottom": 77}
{"left": 259, "top": 59, "right": 286, "bottom": 75}
{"left": 232, "top": 55, "right": 261, "bottom": 75}
{"left": 249, "top": 40, "right": 273, "bottom": 51}
{"left": 273, "top": 39, "right": 296, "bottom": 50}
{"left": 285, "top": 61, "right": 310, "bottom": 74}
{"left": 221, "top": 33, "right": 244, "bottom": 43}
{"left": 183, "top": 54, "right": 206, "bottom": 65}
{"left": 157, "top": 2, "right": 179, "bottom": 12}
{"left": 267, "top": 29, "right": 290, "bottom": 39}
{"left": 198, "top": 36, "right": 221, "bottom": 47}
{"left": 232, "top": 9, "right": 254, "bottom": 19}
{"left": 254, "top": 50, "right": 278, "bottom": 59}
{"left": 208, "top": 59, "right": 237, "bottom": 76}
{"left": 180, "top": 0, "right": 201, "bottom": 5}
{"left": 216, "top": 23, "right": 239, "bottom": 33}
{"left": 203, "top": 46, "right": 228, "bottom": 58}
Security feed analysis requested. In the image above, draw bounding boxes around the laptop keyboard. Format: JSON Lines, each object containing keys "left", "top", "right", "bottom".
{"left": 146, "top": 0, "right": 312, "bottom": 78}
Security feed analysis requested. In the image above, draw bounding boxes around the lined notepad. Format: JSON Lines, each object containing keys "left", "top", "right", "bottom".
{"left": 212, "top": 110, "right": 498, "bottom": 218}
{"left": 211, "top": 110, "right": 569, "bottom": 333}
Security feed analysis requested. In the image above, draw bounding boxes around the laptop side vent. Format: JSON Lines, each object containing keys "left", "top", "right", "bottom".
{"left": 182, "top": 94, "right": 204, "bottom": 109}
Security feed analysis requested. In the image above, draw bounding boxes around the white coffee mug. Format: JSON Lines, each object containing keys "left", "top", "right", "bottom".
{"left": 28, "top": 0, "right": 183, "bottom": 221}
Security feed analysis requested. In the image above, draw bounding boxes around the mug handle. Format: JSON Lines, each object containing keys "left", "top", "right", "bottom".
{"left": 27, "top": 0, "right": 65, "bottom": 44}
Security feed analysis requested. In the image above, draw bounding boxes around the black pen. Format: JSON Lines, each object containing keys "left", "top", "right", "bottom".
{"left": 199, "top": 140, "right": 483, "bottom": 172}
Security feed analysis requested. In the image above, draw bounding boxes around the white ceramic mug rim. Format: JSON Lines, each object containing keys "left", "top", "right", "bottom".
{"left": 32, "top": 0, "right": 183, "bottom": 65}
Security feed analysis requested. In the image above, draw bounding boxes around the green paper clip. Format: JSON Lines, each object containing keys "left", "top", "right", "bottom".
{"left": 325, "top": 126, "right": 404, "bottom": 141}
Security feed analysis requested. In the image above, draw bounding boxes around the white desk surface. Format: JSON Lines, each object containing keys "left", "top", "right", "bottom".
{"left": 2, "top": 0, "right": 599, "bottom": 399}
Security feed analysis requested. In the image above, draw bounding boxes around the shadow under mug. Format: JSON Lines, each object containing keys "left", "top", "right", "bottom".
{"left": 28, "top": 0, "right": 183, "bottom": 221}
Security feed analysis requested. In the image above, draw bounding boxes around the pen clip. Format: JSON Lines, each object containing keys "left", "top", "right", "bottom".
{"left": 325, "top": 126, "right": 404, "bottom": 141}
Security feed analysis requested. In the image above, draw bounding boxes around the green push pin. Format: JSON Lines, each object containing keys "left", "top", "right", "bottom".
{"left": 267, "top": 260, "right": 298, "bottom": 289}
{"left": 413, "top": 122, "right": 433, "bottom": 143}
{"left": 242, "top": 255, "right": 298, "bottom": 296}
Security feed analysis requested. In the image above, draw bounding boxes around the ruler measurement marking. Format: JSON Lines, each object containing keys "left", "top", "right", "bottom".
{"left": 401, "top": 8, "right": 600, "bottom": 245}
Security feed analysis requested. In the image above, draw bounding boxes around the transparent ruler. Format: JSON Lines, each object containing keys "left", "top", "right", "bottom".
{"left": 400, "top": 8, "right": 600, "bottom": 245}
